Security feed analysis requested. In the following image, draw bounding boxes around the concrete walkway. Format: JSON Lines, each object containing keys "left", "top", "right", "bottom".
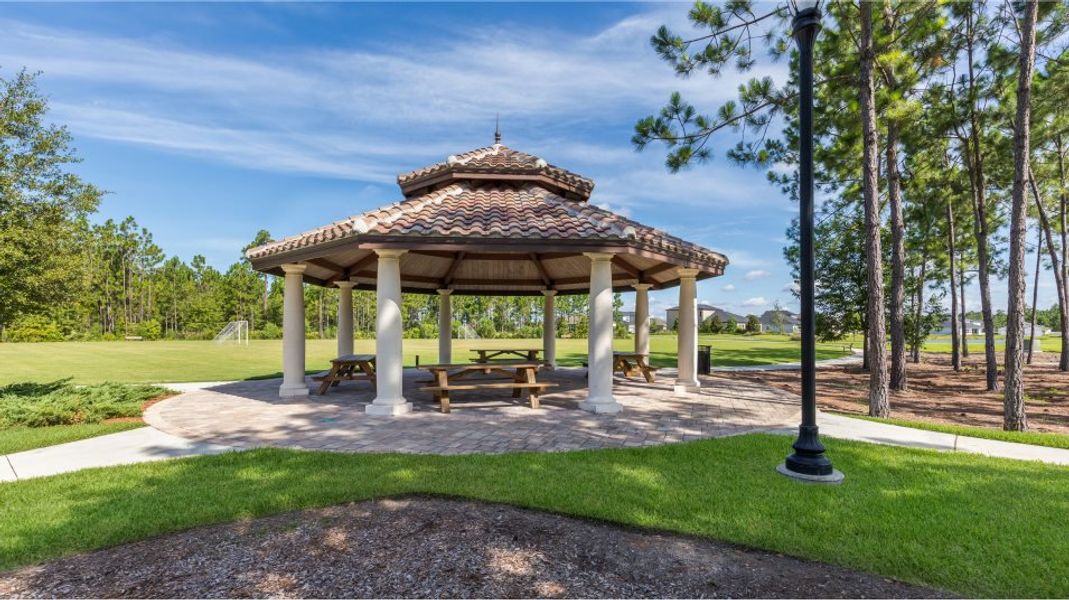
{"left": 710, "top": 351, "right": 863, "bottom": 372}
{"left": 812, "top": 412, "right": 1069, "bottom": 466}
{"left": 0, "top": 427, "right": 233, "bottom": 482}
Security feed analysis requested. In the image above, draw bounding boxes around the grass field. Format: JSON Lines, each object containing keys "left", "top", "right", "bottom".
{"left": 0, "top": 334, "right": 851, "bottom": 384}
{"left": 1, "top": 434, "right": 1066, "bottom": 597}
{"left": 922, "top": 334, "right": 1063, "bottom": 354}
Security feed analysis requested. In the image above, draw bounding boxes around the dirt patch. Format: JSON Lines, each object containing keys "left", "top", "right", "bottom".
{"left": 0, "top": 497, "right": 946, "bottom": 598}
{"left": 727, "top": 353, "right": 1069, "bottom": 433}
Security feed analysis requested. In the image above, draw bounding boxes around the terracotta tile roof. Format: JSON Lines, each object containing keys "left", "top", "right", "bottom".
{"left": 397, "top": 143, "right": 594, "bottom": 199}
{"left": 246, "top": 180, "right": 726, "bottom": 272}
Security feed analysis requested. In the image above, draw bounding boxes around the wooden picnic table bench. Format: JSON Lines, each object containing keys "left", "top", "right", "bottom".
{"left": 418, "top": 361, "right": 554, "bottom": 413}
{"left": 613, "top": 352, "right": 658, "bottom": 383}
{"left": 583, "top": 352, "right": 659, "bottom": 383}
{"left": 470, "top": 348, "right": 542, "bottom": 363}
{"left": 312, "top": 354, "right": 376, "bottom": 395}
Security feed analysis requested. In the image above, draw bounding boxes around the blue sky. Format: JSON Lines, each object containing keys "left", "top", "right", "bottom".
{"left": 1, "top": 2, "right": 1045, "bottom": 319}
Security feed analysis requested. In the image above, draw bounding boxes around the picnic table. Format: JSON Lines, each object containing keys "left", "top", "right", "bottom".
{"left": 471, "top": 348, "right": 542, "bottom": 363}
{"left": 612, "top": 352, "right": 658, "bottom": 383}
{"left": 418, "top": 361, "right": 554, "bottom": 413}
{"left": 312, "top": 354, "right": 376, "bottom": 395}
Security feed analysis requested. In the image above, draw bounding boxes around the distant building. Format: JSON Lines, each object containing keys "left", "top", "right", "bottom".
{"left": 619, "top": 310, "right": 636, "bottom": 333}
{"left": 936, "top": 319, "right": 985, "bottom": 336}
{"left": 666, "top": 304, "right": 744, "bottom": 329}
{"left": 759, "top": 309, "right": 801, "bottom": 334}
{"left": 997, "top": 323, "right": 1049, "bottom": 337}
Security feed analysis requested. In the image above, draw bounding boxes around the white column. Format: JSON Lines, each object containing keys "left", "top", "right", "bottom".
{"left": 675, "top": 268, "right": 701, "bottom": 394}
{"left": 336, "top": 280, "right": 355, "bottom": 357}
{"left": 437, "top": 288, "right": 453, "bottom": 364}
{"left": 542, "top": 290, "right": 557, "bottom": 368}
{"left": 366, "top": 249, "right": 411, "bottom": 416}
{"left": 633, "top": 283, "right": 652, "bottom": 357}
{"left": 279, "top": 263, "right": 309, "bottom": 398}
{"left": 581, "top": 252, "right": 622, "bottom": 414}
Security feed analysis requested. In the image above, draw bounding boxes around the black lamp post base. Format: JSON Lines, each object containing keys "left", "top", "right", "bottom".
{"left": 777, "top": 462, "right": 845, "bottom": 484}
{"left": 781, "top": 424, "right": 841, "bottom": 482}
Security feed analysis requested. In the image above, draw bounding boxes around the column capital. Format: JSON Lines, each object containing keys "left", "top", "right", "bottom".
{"left": 583, "top": 251, "right": 615, "bottom": 262}
{"left": 280, "top": 263, "right": 307, "bottom": 275}
{"left": 436, "top": 288, "right": 453, "bottom": 296}
{"left": 375, "top": 249, "right": 408, "bottom": 260}
{"left": 335, "top": 280, "right": 356, "bottom": 289}
{"left": 632, "top": 283, "right": 653, "bottom": 291}
{"left": 677, "top": 267, "right": 700, "bottom": 279}
{"left": 541, "top": 289, "right": 558, "bottom": 297}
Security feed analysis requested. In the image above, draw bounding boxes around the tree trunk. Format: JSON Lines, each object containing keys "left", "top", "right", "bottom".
{"left": 1057, "top": 133, "right": 1069, "bottom": 371}
{"left": 947, "top": 198, "right": 962, "bottom": 371}
{"left": 1028, "top": 216, "right": 1042, "bottom": 365}
{"left": 860, "top": 2, "right": 889, "bottom": 417}
{"left": 887, "top": 121, "right": 907, "bottom": 389}
{"left": 1031, "top": 169, "right": 1069, "bottom": 372}
{"left": 912, "top": 258, "right": 927, "bottom": 364}
{"left": 963, "top": 7, "right": 999, "bottom": 391}
{"left": 959, "top": 266, "right": 970, "bottom": 357}
{"left": 1003, "top": 0, "right": 1037, "bottom": 432}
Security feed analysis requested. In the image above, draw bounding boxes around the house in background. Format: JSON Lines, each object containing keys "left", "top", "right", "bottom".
{"left": 759, "top": 309, "right": 801, "bottom": 334}
{"left": 935, "top": 319, "right": 985, "bottom": 336}
{"left": 619, "top": 310, "right": 636, "bottom": 333}
{"left": 666, "top": 304, "right": 745, "bottom": 330}
{"left": 997, "top": 323, "right": 1049, "bottom": 337}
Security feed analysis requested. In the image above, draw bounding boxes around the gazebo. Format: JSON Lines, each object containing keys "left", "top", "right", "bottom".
{"left": 246, "top": 137, "right": 728, "bottom": 415}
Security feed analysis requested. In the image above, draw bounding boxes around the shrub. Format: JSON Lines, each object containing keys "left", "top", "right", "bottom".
{"left": 136, "top": 319, "right": 162, "bottom": 340}
{"left": 259, "top": 323, "right": 282, "bottom": 339}
{"left": 0, "top": 380, "right": 169, "bottom": 428}
{"left": 5, "top": 316, "right": 64, "bottom": 343}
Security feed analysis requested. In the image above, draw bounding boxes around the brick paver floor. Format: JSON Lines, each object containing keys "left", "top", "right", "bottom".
{"left": 145, "top": 369, "right": 799, "bottom": 454}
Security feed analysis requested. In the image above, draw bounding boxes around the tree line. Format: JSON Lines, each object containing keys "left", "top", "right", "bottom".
{"left": 635, "top": 0, "right": 1068, "bottom": 430}
{"left": 0, "top": 70, "right": 616, "bottom": 343}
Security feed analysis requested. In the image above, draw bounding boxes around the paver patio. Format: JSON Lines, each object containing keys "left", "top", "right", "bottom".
{"left": 145, "top": 369, "right": 799, "bottom": 454}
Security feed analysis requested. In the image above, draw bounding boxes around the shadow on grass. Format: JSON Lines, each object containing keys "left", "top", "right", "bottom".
{"left": 1, "top": 435, "right": 1067, "bottom": 597}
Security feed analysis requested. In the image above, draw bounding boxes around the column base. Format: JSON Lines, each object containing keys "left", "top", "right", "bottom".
{"left": 279, "top": 382, "right": 309, "bottom": 398}
{"left": 579, "top": 397, "right": 623, "bottom": 414}
{"left": 673, "top": 379, "right": 701, "bottom": 395}
{"left": 365, "top": 398, "right": 413, "bottom": 416}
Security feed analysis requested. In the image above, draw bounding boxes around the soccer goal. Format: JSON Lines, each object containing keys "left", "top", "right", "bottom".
{"left": 214, "top": 320, "right": 249, "bottom": 345}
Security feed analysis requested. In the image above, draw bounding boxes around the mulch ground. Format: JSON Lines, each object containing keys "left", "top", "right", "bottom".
{"left": 0, "top": 497, "right": 947, "bottom": 598}
{"left": 727, "top": 352, "right": 1069, "bottom": 433}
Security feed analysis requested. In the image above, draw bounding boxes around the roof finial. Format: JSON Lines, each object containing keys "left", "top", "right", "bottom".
{"left": 494, "top": 114, "right": 501, "bottom": 144}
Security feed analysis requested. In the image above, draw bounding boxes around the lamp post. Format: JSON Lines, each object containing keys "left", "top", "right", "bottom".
{"left": 778, "top": 0, "right": 843, "bottom": 484}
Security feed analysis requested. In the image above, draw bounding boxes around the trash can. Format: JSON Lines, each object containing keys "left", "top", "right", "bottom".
{"left": 698, "top": 345, "right": 712, "bottom": 375}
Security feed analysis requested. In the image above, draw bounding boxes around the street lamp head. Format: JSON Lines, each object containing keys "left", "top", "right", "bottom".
{"left": 790, "top": 0, "right": 821, "bottom": 41}
{"left": 788, "top": 0, "right": 820, "bottom": 14}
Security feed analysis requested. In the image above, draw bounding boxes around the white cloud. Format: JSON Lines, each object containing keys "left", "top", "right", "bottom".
{"left": 742, "top": 297, "right": 768, "bottom": 307}
{"left": 722, "top": 283, "right": 736, "bottom": 292}
{"left": 782, "top": 282, "right": 801, "bottom": 293}
{"left": 0, "top": 14, "right": 787, "bottom": 183}
{"left": 744, "top": 269, "right": 772, "bottom": 281}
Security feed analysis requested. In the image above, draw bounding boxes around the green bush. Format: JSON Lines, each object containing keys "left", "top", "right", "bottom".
{"left": 135, "top": 319, "right": 162, "bottom": 340}
{"left": 0, "top": 380, "right": 168, "bottom": 428}
{"left": 5, "top": 316, "right": 64, "bottom": 343}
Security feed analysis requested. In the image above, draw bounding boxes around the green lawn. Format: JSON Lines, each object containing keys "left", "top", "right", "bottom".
{"left": 0, "top": 434, "right": 1065, "bottom": 597}
{"left": 838, "top": 413, "right": 1069, "bottom": 450}
{"left": 922, "top": 334, "right": 1063, "bottom": 354}
{"left": 0, "top": 423, "right": 145, "bottom": 455}
{"left": 0, "top": 334, "right": 850, "bottom": 384}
